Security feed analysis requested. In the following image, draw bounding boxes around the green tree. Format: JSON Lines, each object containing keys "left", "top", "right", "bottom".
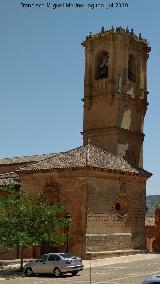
{"left": 0, "top": 190, "right": 69, "bottom": 270}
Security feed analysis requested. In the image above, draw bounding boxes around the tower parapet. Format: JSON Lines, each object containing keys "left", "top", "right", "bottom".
{"left": 82, "top": 26, "right": 149, "bottom": 46}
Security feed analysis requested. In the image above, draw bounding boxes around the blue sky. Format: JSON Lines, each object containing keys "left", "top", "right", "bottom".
{"left": 0, "top": 0, "right": 159, "bottom": 195}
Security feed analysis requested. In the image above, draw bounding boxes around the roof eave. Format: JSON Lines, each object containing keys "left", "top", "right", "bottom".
{"left": 17, "top": 165, "right": 152, "bottom": 178}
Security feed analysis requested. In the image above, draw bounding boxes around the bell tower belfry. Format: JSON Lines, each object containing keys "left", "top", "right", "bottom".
{"left": 82, "top": 27, "right": 151, "bottom": 169}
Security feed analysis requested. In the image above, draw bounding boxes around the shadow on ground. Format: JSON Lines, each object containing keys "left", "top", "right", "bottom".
{"left": 0, "top": 265, "right": 24, "bottom": 279}
{"left": 0, "top": 265, "right": 80, "bottom": 280}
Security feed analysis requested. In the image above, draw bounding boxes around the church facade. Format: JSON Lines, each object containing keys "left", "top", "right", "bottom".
{"left": 0, "top": 27, "right": 152, "bottom": 259}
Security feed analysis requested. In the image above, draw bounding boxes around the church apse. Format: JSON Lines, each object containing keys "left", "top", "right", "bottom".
{"left": 85, "top": 176, "right": 146, "bottom": 253}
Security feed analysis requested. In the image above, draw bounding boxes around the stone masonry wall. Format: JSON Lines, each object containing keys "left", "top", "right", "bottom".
{"left": 20, "top": 170, "right": 87, "bottom": 258}
{"left": 86, "top": 173, "right": 146, "bottom": 252}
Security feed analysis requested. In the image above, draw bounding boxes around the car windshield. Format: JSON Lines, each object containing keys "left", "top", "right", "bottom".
{"left": 59, "top": 253, "right": 76, "bottom": 259}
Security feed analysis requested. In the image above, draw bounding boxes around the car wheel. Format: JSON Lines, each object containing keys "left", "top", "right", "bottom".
{"left": 72, "top": 271, "right": 79, "bottom": 276}
{"left": 25, "top": 267, "right": 33, "bottom": 277}
{"left": 54, "top": 267, "right": 61, "bottom": 277}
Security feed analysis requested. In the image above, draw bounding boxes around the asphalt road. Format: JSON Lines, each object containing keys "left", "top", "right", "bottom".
{"left": 1, "top": 254, "right": 160, "bottom": 284}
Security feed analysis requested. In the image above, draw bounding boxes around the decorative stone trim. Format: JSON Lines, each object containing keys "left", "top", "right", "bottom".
{"left": 86, "top": 233, "right": 132, "bottom": 252}
{"left": 83, "top": 93, "right": 149, "bottom": 107}
{"left": 82, "top": 126, "right": 145, "bottom": 139}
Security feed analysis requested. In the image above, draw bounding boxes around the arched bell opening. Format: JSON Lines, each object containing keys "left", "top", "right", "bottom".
{"left": 95, "top": 51, "right": 109, "bottom": 80}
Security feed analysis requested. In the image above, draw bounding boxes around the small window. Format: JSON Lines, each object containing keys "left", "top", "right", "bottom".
{"left": 59, "top": 253, "right": 75, "bottom": 259}
{"left": 128, "top": 54, "right": 136, "bottom": 82}
{"left": 40, "top": 254, "right": 48, "bottom": 262}
{"left": 55, "top": 255, "right": 60, "bottom": 261}
{"left": 48, "top": 254, "right": 60, "bottom": 261}
{"left": 115, "top": 202, "right": 121, "bottom": 211}
{"left": 95, "top": 52, "right": 109, "bottom": 80}
{"left": 115, "top": 196, "right": 129, "bottom": 217}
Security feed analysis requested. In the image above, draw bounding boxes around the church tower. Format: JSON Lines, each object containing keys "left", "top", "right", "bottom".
{"left": 82, "top": 27, "right": 151, "bottom": 169}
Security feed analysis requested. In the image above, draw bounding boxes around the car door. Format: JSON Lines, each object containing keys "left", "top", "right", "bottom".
{"left": 45, "top": 254, "right": 61, "bottom": 273}
{"left": 33, "top": 254, "right": 49, "bottom": 274}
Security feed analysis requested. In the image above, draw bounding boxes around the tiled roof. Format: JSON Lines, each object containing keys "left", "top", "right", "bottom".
{"left": 0, "top": 153, "right": 53, "bottom": 165}
{"left": 0, "top": 172, "right": 20, "bottom": 187}
{"left": 17, "top": 144, "right": 152, "bottom": 177}
{"left": 145, "top": 217, "right": 155, "bottom": 226}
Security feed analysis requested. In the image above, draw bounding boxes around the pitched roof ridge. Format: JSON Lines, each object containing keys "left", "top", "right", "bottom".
{"left": 0, "top": 152, "right": 56, "bottom": 165}
{"left": 15, "top": 143, "right": 152, "bottom": 178}
{"left": 0, "top": 144, "right": 107, "bottom": 165}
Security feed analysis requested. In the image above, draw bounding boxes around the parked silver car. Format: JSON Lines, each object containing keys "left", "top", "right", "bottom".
{"left": 23, "top": 253, "right": 83, "bottom": 277}
{"left": 141, "top": 275, "right": 160, "bottom": 283}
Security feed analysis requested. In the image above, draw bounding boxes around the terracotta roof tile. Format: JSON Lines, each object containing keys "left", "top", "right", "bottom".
{"left": 0, "top": 153, "right": 53, "bottom": 165}
{"left": 17, "top": 144, "right": 152, "bottom": 177}
{"left": 145, "top": 217, "right": 155, "bottom": 226}
{"left": 0, "top": 172, "right": 20, "bottom": 187}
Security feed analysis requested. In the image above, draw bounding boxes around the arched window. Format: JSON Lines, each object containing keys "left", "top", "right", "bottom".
{"left": 95, "top": 52, "right": 109, "bottom": 80}
{"left": 128, "top": 54, "right": 136, "bottom": 81}
{"left": 42, "top": 182, "right": 59, "bottom": 204}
